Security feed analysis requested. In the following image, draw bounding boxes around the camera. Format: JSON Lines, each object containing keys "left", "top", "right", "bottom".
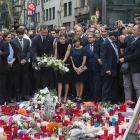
{"left": 105, "top": 27, "right": 125, "bottom": 36}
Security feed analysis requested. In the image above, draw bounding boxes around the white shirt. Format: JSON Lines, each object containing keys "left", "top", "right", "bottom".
{"left": 101, "top": 36, "right": 106, "bottom": 41}
{"left": 108, "top": 38, "right": 119, "bottom": 63}
{"left": 23, "top": 34, "right": 31, "bottom": 46}
{"left": 18, "top": 38, "right": 23, "bottom": 47}
{"left": 40, "top": 34, "right": 46, "bottom": 42}
{"left": 81, "top": 34, "right": 83, "bottom": 39}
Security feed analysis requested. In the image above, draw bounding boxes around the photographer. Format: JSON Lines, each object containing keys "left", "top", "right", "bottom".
{"left": 120, "top": 25, "right": 140, "bottom": 101}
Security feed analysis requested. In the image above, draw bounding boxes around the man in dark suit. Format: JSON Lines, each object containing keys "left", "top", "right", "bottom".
{"left": 85, "top": 32, "right": 96, "bottom": 101}
{"left": 100, "top": 33, "right": 120, "bottom": 104}
{"left": 60, "top": 26, "right": 71, "bottom": 44}
{"left": 11, "top": 28, "right": 30, "bottom": 101}
{"left": 31, "top": 25, "right": 54, "bottom": 89}
{"left": 93, "top": 27, "right": 108, "bottom": 102}
{"left": 0, "top": 30, "right": 9, "bottom": 104}
{"left": 76, "top": 27, "right": 88, "bottom": 47}
{"left": 120, "top": 25, "right": 140, "bottom": 101}
{"left": 50, "top": 29, "right": 60, "bottom": 55}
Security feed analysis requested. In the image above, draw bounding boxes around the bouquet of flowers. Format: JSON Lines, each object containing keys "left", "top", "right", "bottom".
{"left": 65, "top": 100, "right": 77, "bottom": 110}
{"left": 33, "top": 55, "right": 69, "bottom": 75}
{"left": 32, "top": 87, "right": 58, "bottom": 106}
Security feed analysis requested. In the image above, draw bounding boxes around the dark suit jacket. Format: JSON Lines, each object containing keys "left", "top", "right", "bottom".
{"left": 85, "top": 44, "right": 96, "bottom": 72}
{"left": 53, "top": 37, "right": 59, "bottom": 55}
{"left": 10, "top": 38, "right": 30, "bottom": 71}
{"left": 121, "top": 36, "right": 140, "bottom": 73}
{"left": 81, "top": 35, "right": 89, "bottom": 47}
{"left": 31, "top": 34, "right": 53, "bottom": 64}
{"left": 0, "top": 40, "right": 9, "bottom": 73}
{"left": 93, "top": 37, "right": 104, "bottom": 61}
{"left": 100, "top": 39, "right": 118, "bottom": 77}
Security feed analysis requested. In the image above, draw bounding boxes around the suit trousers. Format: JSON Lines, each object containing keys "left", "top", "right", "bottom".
{"left": 7, "top": 67, "right": 14, "bottom": 99}
{"left": 14, "top": 64, "right": 29, "bottom": 97}
{"left": 1, "top": 73, "right": 8, "bottom": 104}
{"left": 102, "top": 75, "right": 119, "bottom": 104}
{"left": 35, "top": 67, "right": 55, "bottom": 89}
{"left": 88, "top": 70, "right": 96, "bottom": 99}
{"left": 0, "top": 73, "right": 3, "bottom": 105}
{"left": 123, "top": 73, "right": 140, "bottom": 101}
{"left": 94, "top": 62, "right": 102, "bottom": 102}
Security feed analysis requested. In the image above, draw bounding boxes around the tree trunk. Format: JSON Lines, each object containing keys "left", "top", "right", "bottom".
{"left": 41, "top": 0, "right": 45, "bottom": 24}
{"left": 57, "top": 0, "right": 64, "bottom": 26}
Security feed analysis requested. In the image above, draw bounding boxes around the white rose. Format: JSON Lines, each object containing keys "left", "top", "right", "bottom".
{"left": 38, "top": 101, "right": 41, "bottom": 104}
{"left": 39, "top": 95, "right": 42, "bottom": 98}
{"left": 40, "top": 90, "right": 44, "bottom": 94}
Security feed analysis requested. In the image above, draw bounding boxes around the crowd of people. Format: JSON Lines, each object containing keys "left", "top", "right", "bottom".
{"left": 0, "top": 18, "right": 140, "bottom": 105}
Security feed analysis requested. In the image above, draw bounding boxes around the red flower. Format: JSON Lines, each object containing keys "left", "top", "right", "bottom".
{"left": 60, "top": 108, "right": 64, "bottom": 112}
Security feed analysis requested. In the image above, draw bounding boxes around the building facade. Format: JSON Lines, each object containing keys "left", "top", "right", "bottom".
{"left": 33, "top": 0, "right": 76, "bottom": 30}
{"left": 74, "top": 0, "right": 90, "bottom": 25}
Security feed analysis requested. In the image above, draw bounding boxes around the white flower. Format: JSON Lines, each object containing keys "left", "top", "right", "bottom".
{"left": 34, "top": 100, "right": 37, "bottom": 104}
{"left": 40, "top": 90, "right": 44, "bottom": 94}
{"left": 73, "top": 103, "right": 76, "bottom": 106}
{"left": 67, "top": 100, "right": 71, "bottom": 104}
{"left": 43, "top": 87, "right": 49, "bottom": 94}
{"left": 38, "top": 101, "right": 41, "bottom": 104}
{"left": 36, "top": 94, "right": 39, "bottom": 97}
{"left": 66, "top": 104, "right": 68, "bottom": 106}
{"left": 39, "top": 95, "right": 42, "bottom": 98}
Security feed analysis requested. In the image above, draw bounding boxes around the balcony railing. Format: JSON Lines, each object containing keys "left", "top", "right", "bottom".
{"left": 75, "top": 5, "right": 89, "bottom": 16}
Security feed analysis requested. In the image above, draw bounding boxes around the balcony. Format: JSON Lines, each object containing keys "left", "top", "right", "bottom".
{"left": 74, "top": 5, "right": 89, "bottom": 17}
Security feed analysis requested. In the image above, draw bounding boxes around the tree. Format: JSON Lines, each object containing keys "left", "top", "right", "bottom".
{"left": 0, "top": 0, "right": 24, "bottom": 27}
{"left": 41, "top": 0, "right": 45, "bottom": 24}
{"left": 57, "top": 0, "right": 64, "bottom": 26}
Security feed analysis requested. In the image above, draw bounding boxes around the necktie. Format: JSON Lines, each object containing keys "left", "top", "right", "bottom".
{"left": 20, "top": 39, "right": 23, "bottom": 50}
{"left": 90, "top": 44, "right": 93, "bottom": 55}
{"left": 43, "top": 37, "right": 46, "bottom": 49}
{"left": 131, "top": 37, "right": 135, "bottom": 44}
{"left": 112, "top": 41, "right": 119, "bottom": 63}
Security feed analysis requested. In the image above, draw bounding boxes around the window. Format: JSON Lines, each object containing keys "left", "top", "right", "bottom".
{"left": 53, "top": 7, "right": 55, "bottom": 19}
{"left": 68, "top": 1, "right": 72, "bottom": 15}
{"left": 81, "top": 0, "right": 85, "bottom": 6}
{"left": 46, "top": 0, "right": 48, "bottom": 2}
{"left": 46, "top": 9, "right": 48, "bottom": 21}
{"left": 38, "top": 12, "right": 40, "bottom": 22}
{"left": 49, "top": 8, "right": 51, "bottom": 20}
{"left": 44, "top": 0, "right": 45, "bottom": 3}
{"left": 38, "top": 0, "right": 40, "bottom": 5}
{"left": 64, "top": 3, "right": 67, "bottom": 17}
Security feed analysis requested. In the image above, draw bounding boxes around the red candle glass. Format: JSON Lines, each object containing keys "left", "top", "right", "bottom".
{"left": 115, "top": 126, "right": 119, "bottom": 134}
{"left": 122, "top": 128, "right": 126, "bottom": 135}
{"left": 104, "top": 129, "right": 108, "bottom": 136}
{"left": 109, "top": 134, "right": 113, "bottom": 140}
{"left": 121, "top": 116, "right": 124, "bottom": 122}
{"left": 126, "top": 119, "right": 129, "bottom": 123}
{"left": 34, "top": 133, "right": 40, "bottom": 139}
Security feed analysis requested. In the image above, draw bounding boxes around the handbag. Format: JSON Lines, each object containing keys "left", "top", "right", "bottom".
{"left": 77, "top": 66, "right": 87, "bottom": 75}
{"left": 120, "top": 62, "right": 129, "bottom": 74}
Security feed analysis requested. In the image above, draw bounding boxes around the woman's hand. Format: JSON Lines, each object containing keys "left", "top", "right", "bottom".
{"left": 77, "top": 68, "right": 84, "bottom": 75}
{"left": 74, "top": 67, "right": 78, "bottom": 73}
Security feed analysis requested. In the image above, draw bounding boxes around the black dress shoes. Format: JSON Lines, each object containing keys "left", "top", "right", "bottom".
{"left": 21, "top": 96, "right": 29, "bottom": 101}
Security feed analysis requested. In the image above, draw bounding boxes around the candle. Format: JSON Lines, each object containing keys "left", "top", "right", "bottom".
{"left": 109, "top": 134, "right": 113, "bottom": 140}
{"left": 126, "top": 119, "right": 129, "bottom": 123}
{"left": 121, "top": 128, "right": 126, "bottom": 135}
{"left": 115, "top": 126, "right": 119, "bottom": 134}
{"left": 34, "top": 133, "right": 40, "bottom": 139}
{"left": 104, "top": 129, "right": 108, "bottom": 136}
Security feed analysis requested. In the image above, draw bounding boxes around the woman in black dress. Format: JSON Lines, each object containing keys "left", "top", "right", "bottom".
{"left": 54, "top": 33, "right": 73, "bottom": 102}
{"left": 70, "top": 36, "right": 88, "bottom": 102}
